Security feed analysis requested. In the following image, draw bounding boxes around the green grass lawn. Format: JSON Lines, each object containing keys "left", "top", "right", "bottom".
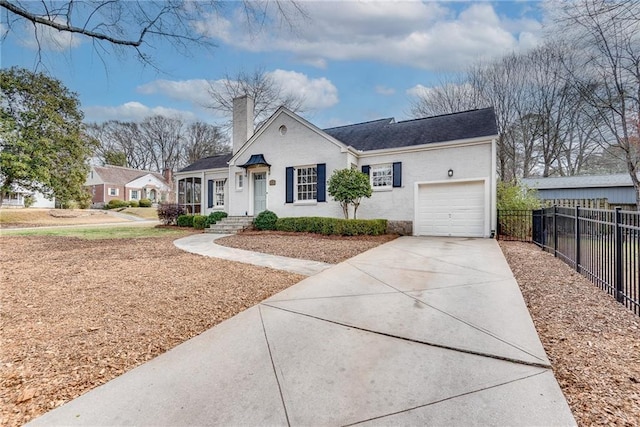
{"left": 1, "top": 224, "right": 191, "bottom": 240}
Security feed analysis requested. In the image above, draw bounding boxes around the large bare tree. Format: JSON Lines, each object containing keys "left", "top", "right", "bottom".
{"left": 183, "top": 121, "right": 229, "bottom": 165}
{"left": 0, "top": 1, "right": 305, "bottom": 68}
{"left": 207, "top": 67, "right": 306, "bottom": 129}
{"left": 551, "top": 0, "right": 640, "bottom": 209}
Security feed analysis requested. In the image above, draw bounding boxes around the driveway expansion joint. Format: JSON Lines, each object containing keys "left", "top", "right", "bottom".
{"left": 258, "top": 305, "right": 291, "bottom": 427}
{"left": 342, "top": 370, "right": 550, "bottom": 427}
{"left": 260, "top": 303, "right": 552, "bottom": 369}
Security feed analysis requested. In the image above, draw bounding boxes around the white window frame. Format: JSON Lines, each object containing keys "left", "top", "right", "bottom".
{"left": 108, "top": 187, "right": 119, "bottom": 196}
{"left": 130, "top": 189, "right": 140, "bottom": 200}
{"left": 295, "top": 165, "right": 317, "bottom": 202}
{"left": 371, "top": 164, "right": 393, "bottom": 190}
{"left": 214, "top": 179, "right": 225, "bottom": 207}
{"left": 236, "top": 172, "right": 244, "bottom": 191}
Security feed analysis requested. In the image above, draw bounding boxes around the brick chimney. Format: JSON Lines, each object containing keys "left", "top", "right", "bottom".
{"left": 232, "top": 95, "right": 255, "bottom": 155}
{"left": 162, "top": 168, "right": 172, "bottom": 184}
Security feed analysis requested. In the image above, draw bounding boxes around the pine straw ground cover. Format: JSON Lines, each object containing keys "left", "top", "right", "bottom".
{"left": 0, "top": 230, "right": 394, "bottom": 426}
{"left": 500, "top": 241, "right": 640, "bottom": 426}
{"left": 0, "top": 232, "right": 306, "bottom": 426}
{"left": 216, "top": 230, "right": 398, "bottom": 264}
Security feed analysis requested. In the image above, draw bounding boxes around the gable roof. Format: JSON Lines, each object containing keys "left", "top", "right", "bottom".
{"left": 94, "top": 165, "right": 168, "bottom": 186}
{"left": 230, "top": 107, "right": 350, "bottom": 163}
{"left": 323, "top": 108, "right": 497, "bottom": 151}
{"left": 178, "top": 153, "right": 233, "bottom": 172}
{"left": 521, "top": 174, "right": 635, "bottom": 190}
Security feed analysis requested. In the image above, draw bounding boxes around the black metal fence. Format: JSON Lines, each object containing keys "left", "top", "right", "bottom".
{"left": 498, "top": 207, "right": 640, "bottom": 316}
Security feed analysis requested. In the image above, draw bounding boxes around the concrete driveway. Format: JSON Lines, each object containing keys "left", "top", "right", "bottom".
{"left": 28, "top": 236, "right": 575, "bottom": 426}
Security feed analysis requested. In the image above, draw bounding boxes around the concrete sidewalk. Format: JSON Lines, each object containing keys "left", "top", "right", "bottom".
{"left": 174, "top": 233, "right": 333, "bottom": 276}
{"left": 28, "top": 237, "right": 576, "bottom": 426}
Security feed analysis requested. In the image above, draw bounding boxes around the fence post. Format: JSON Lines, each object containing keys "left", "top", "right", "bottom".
{"left": 553, "top": 205, "right": 558, "bottom": 257}
{"left": 614, "top": 207, "right": 624, "bottom": 303}
{"left": 575, "top": 206, "right": 580, "bottom": 272}
{"left": 496, "top": 209, "right": 501, "bottom": 239}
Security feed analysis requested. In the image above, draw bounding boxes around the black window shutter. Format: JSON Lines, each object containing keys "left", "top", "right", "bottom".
{"left": 362, "top": 165, "right": 370, "bottom": 176}
{"left": 317, "top": 163, "right": 326, "bottom": 202}
{"left": 285, "top": 167, "right": 294, "bottom": 203}
{"left": 207, "top": 180, "right": 213, "bottom": 208}
{"left": 393, "top": 162, "right": 402, "bottom": 187}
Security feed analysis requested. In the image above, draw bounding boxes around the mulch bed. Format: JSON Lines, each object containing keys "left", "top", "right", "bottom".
{"left": 0, "top": 231, "right": 392, "bottom": 426}
{"left": 499, "top": 241, "right": 640, "bottom": 426}
{"left": 216, "top": 230, "right": 398, "bottom": 264}
{"left": 0, "top": 233, "right": 306, "bottom": 426}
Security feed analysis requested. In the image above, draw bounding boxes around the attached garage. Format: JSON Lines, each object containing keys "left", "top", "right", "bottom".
{"left": 414, "top": 179, "right": 488, "bottom": 237}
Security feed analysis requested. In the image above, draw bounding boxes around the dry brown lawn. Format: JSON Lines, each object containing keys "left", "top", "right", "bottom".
{"left": 0, "top": 209, "right": 128, "bottom": 228}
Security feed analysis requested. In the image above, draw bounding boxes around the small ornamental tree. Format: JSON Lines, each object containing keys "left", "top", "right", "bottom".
{"left": 327, "top": 169, "right": 372, "bottom": 219}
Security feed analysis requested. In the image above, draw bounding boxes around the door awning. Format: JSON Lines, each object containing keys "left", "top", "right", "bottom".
{"left": 239, "top": 154, "right": 271, "bottom": 168}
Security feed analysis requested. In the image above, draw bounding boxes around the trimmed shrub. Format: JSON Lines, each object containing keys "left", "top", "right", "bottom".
{"left": 275, "top": 217, "right": 387, "bottom": 236}
{"left": 106, "top": 199, "right": 129, "bottom": 209}
{"left": 129, "top": 200, "right": 139, "bottom": 208}
{"left": 204, "top": 211, "right": 228, "bottom": 228}
{"left": 138, "top": 198, "right": 152, "bottom": 208}
{"left": 157, "top": 203, "right": 186, "bottom": 225}
{"left": 192, "top": 215, "right": 207, "bottom": 230}
{"left": 23, "top": 194, "right": 35, "bottom": 208}
{"left": 254, "top": 210, "right": 278, "bottom": 230}
{"left": 177, "top": 214, "right": 195, "bottom": 227}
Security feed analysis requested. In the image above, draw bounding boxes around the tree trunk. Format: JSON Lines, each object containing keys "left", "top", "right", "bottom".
{"left": 341, "top": 201, "right": 349, "bottom": 219}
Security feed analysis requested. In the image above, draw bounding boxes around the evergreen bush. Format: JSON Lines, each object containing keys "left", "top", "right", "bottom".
{"left": 192, "top": 215, "right": 207, "bottom": 230}
{"left": 253, "top": 210, "right": 278, "bottom": 230}
{"left": 177, "top": 214, "right": 195, "bottom": 227}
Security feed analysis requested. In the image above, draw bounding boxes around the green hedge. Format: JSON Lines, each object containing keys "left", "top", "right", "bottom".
{"left": 177, "top": 214, "right": 195, "bottom": 227}
{"left": 205, "top": 211, "right": 228, "bottom": 228}
{"left": 129, "top": 200, "right": 139, "bottom": 208}
{"left": 192, "top": 215, "right": 207, "bottom": 230}
{"left": 275, "top": 217, "right": 387, "bottom": 236}
{"left": 106, "top": 199, "right": 129, "bottom": 209}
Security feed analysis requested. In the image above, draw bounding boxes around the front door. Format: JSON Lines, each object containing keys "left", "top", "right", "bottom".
{"left": 253, "top": 172, "right": 267, "bottom": 214}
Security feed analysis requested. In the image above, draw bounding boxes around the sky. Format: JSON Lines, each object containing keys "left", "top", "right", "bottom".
{"left": 1, "top": 1, "right": 546, "bottom": 130}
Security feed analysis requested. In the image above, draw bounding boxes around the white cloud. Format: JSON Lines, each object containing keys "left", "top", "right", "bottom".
{"left": 406, "top": 84, "right": 430, "bottom": 98}
{"left": 137, "top": 70, "right": 339, "bottom": 113}
{"left": 137, "top": 79, "right": 213, "bottom": 107}
{"left": 268, "top": 69, "right": 338, "bottom": 110}
{"left": 19, "top": 20, "right": 82, "bottom": 52}
{"left": 196, "top": 1, "right": 543, "bottom": 72}
{"left": 83, "top": 102, "right": 197, "bottom": 123}
{"left": 375, "top": 85, "right": 396, "bottom": 96}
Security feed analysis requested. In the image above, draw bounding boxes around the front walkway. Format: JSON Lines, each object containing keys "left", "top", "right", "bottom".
{"left": 28, "top": 237, "right": 575, "bottom": 426}
{"left": 174, "top": 233, "right": 333, "bottom": 276}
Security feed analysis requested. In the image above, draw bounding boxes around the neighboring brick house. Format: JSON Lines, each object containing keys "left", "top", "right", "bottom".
{"left": 85, "top": 165, "right": 173, "bottom": 207}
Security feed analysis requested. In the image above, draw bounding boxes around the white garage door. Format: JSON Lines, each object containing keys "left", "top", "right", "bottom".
{"left": 415, "top": 180, "right": 485, "bottom": 237}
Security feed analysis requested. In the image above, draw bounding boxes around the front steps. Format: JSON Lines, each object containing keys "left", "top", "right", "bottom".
{"left": 205, "top": 216, "right": 254, "bottom": 234}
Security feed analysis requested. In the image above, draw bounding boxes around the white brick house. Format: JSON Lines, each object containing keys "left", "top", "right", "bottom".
{"left": 175, "top": 96, "right": 499, "bottom": 237}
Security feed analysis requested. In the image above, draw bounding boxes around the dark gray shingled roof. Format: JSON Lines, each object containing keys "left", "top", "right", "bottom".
{"left": 178, "top": 153, "right": 233, "bottom": 172}
{"left": 323, "top": 107, "right": 497, "bottom": 151}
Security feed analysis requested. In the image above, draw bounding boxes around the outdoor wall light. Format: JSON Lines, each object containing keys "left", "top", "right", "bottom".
{"left": 448, "top": 169, "right": 454, "bottom": 177}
